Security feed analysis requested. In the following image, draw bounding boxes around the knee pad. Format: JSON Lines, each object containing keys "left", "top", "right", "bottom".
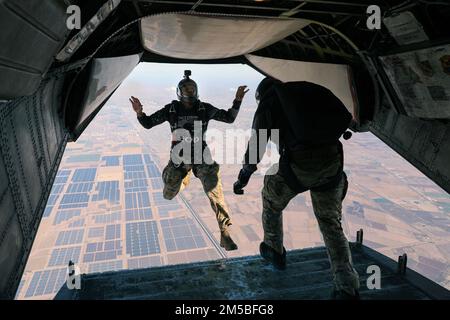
{"left": 163, "top": 189, "right": 176, "bottom": 200}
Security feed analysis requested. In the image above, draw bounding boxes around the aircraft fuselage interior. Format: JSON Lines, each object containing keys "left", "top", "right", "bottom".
{"left": 0, "top": 0, "right": 449, "bottom": 299}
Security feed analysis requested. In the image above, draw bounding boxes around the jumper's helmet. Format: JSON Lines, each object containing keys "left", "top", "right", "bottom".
{"left": 255, "top": 77, "right": 277, "bottom": 104}
{"left": 177, "top": 70, "right": 198, "bottom": 103}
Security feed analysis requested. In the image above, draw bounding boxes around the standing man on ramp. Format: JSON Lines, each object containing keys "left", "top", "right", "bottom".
{"left": 233, "top": 77, "right": 360, "bottom": 299}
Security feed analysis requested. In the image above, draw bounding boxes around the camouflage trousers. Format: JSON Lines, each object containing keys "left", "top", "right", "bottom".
{"left": 261, "top": 149, "right": 360, "bottom": 293}
{"left": 162, "top": 160, "right": 232, "bottom": 232}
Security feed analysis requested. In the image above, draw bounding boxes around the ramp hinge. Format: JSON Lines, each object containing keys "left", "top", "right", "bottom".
{"left": 397, "top": 253, "right": 407, "bottom": 275}
{"left": 356, "top": 229, "right": 364, "bottom": 245}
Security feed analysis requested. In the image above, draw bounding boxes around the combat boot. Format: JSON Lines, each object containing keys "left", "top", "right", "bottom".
{"left": 220, "top": 228, "right": 238, "bottom": 251}
{"left": 259, "top": 242, "right": 286, "bottom": 270}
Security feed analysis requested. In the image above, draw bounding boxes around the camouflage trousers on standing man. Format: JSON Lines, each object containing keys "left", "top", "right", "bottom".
{"left": 261, "top": 145, "right": 360, "bottom": 294}
{"left": 162, "top": 160, "right": 232, "bottom": 232}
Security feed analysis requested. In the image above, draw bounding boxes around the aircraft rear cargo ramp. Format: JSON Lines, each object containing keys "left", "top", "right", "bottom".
{"left": 55, "top": 244, "right": 450, "bottom": 300}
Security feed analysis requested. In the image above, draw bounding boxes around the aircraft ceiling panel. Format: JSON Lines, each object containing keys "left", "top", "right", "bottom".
{"left": 140, "top": 13, "right": 309, "bottom": 60}
{"left": 246, "top": 54, "right": 356, "bottom": 117}
{"left": 0, "top": 0, "right": 70, "bottom": 99}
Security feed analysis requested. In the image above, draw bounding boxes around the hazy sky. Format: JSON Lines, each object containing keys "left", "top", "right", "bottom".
{"left": 126, "top": 62, "right": 265, "bottom": 87}
{"left": 114, "top": 62, "right": 266, "bottom": 106}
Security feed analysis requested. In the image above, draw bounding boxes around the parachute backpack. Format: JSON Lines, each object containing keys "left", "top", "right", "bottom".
{"left": 273, "top": 81, "right": 352, "bottom": 145}
{"left": 273, "top": 81, "right": 353, "bottom": 194}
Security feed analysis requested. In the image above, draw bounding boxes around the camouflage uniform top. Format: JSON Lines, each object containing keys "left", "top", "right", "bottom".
{"left": 242, "top": 91, "right": 284, "bottom": 173}
{"left": 137, "top": 99, "right": 241, "bottom": 137}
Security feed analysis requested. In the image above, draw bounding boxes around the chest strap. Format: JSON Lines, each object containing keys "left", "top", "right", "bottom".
{"left": 168, "top": 101, "right": 207, "bottom": 132}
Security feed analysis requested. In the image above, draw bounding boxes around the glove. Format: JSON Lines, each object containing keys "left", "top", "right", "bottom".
{"left": 233, "top": 168, "right": 253, "bottom": 195}
{"left": 233, "top": 180, "right": 245, "bottom": 195}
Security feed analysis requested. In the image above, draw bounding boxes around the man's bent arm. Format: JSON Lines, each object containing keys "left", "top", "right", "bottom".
{"left": 207, "top": 99, "right": 242, "bottom": 123}
{"left": 137, "top": 106, "right": 168, "bottom": 129}
{"left": 242, "top": 107, "right": 271, "bottom": 173}
{"left": 233, "top": 104, "right": 271, "bottom": 194}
